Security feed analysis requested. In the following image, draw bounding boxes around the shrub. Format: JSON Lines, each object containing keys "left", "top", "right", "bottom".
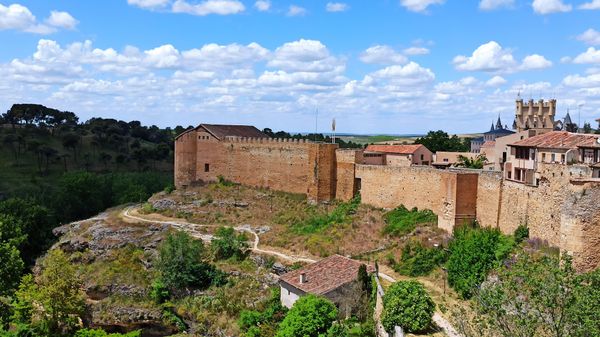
{"left": 164, "top": 184, "right": 175, "bottom": 194}
{"left": 395, "top": 240, "right": 446, "bottom": 277}
{"left": 211, "top": 226, "right": 249, "bottom": 261}
{"left": 292, "top": 196, "right": 360, "bottom": 234}
{"left": 514, "top": 224, "right": 529, "bottom": 243}
{"left": 156, "top": 231, "right": 224, "bottom": 290}
{"left": 149, "top": 279, "right": 170, "bottom": 304}
{"left": 74, "top": 329, "right": 141, "bottom": 337}
{"left": 447, "top": 225, "right": 514, "bottom": 299}
{"left": 382, "top": 205, "right": 437, "bottom": 237}
{"left": 275, "top": 295, "right": 337, "bottom": 337}
{"left": 381, "top": 281, "right": 435, "bottom": 333}
{"left": 238, "top": 287, "right": 287, "bottom": 336}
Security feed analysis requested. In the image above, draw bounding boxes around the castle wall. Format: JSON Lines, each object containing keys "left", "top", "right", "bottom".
{"left": 476, "top": 171, "right": 503, "bottom": 228}
{"left": 335, "top": 149, "right": 363, "bottom": 201}
{"left": 174, "top": 130, "right": 198, "bottom": 188}
{"left": 355, "top": 165, "right": 478, "bottom": 232}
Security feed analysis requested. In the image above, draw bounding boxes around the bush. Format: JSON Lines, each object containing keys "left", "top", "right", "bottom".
{"left": 238, "top": 287, "right": 287, "bottom": 337}
{"left": 164, "top": 184, "right": 175, "bottom": 194}
{"left": 74, "top": 329, "right": 141, "bottom": 337}
{"left": 447, "top": 225, "right": 514, "bottom": 299}
{"left": 211, "top": 226, "right": 249, "bottom": 261}
{"left": 156, "top": 231, "right": 224, "bottom": 290}
{"left": 275, "top": 295, "right": 337, "bottom": 337}
{"left": 514, "top": 224, "right": 529, "bottom": 243}
{"left": 382, "top": 205, "right": 437, "bottom": 237}
{"left": 381, "top": 281, "right": 435, "bottom": 333}
{"left": 149, "top": 279, "right": 170, "bottom": 304}
{"left": 292, "top": 196, "right": 360, "bottom": 234}
{"left": 395, "top": 240, "right": 446, "bottom": 277}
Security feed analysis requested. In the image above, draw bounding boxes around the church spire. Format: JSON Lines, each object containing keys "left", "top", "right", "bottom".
{"left": 496, "top": 114, "right": 503, "bottom": 130}
{"left": 490, "top": 122, "right": 495, "bottom": 131}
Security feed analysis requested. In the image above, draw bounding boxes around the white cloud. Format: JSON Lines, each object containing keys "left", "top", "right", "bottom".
{"left": 127, "top": 0, "right": 170, "bottom": 9}
{"left": 172, "top": 0, "right": 245, "bottom": 15}
{"left": 453, "top": 41, "right": 517, "bottom": 72}
{"left": 403, "top": 46, "right": 430, "bottom": 55}
{"left": 268, "top": 39, "right": 342, "bottom": 73}
{"left": 479, "top": 0, "right": 514, "bottom": 10}
{"left": 144, "top": 45, "right": 180, "bottom": 68}
{"left": 326, "top": 2, "right": 349, "bottom": 12}
{"left": 573, "top": 47, "right": 600, "bottom": 64}
{"left": 563, "top": 73, "right": 600, "bottom": 87}
{"left": 287, "top": 5, "right": 307, "bottom": 16}
{"left": 520, "top": 54, "right": 552, "bottom": 70}
{"left": 577, "top": 29, "right": 600, "bottom": 46}
{"left": 254, "top": 0, "right": 271, "bottom": 11}
{"left": 486, "top": 75, "right": 507, "bottom": 86}
{"left": 400, "top": 0, "right": 445, "bottom": 13}
{"left": 579, "top": 0, "right": 600, "bottom": 10}
{"left": 0, "top": 3, "right": 75, "bottom": 34}
{"left": 182, "top": 42, "right": 269, "bottom": 68}
{"left": 370, "top": 62, "right": 435, "bottom": 86}
{"left": 360, "top": 45, "right": 407, "bottom": 65}
{"left": 46, "top": 11, "right": 78, "bottom": 29}
{"left": 532, "top": 0, "right": 572, "bottom": 14}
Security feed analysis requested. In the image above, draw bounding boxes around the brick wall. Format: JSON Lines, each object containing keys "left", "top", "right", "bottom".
{"left": 335, "top": 149, "right": 363, "bottom": 201}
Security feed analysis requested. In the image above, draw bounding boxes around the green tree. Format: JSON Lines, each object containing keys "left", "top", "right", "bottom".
{"left": 211, "top": 226, "right": 249, "bottom": 261}
{"left": 0, "top": 244, "right": 24, "bottom": 296}
{"left": 275, "top": 294, "right": 338, "bottom": 337}
{"left": 12, "top": 249, "right": 85, "bottom": 335}
{"left": 447, "top": 225, "right": 513, "bottom": 299}
{"left": 74, "top": 328, "right": 141, "bottom": 337}
{"left": 415, "top": 130, "right": 469, "bottom": 153}
{"left": 381, "top": 281, "right": 435, "bottom": 333}
{"left": 0, "top": 214, "right": 26, "bottom": 248}
{"left": 582, "top": 122, "right": 593, "bottom": 134}
{"left": 156, "top": 231, "right": 221, "bottom": 290}
{"left": 456, "top": 154, "right": 487, "bottom": 169}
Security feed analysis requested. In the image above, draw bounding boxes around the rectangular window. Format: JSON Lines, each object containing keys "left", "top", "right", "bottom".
{"left": 420, "top": 154, "right": 424, "bottom": 160}
{"left": 204, "top": 163, "right": 210, "bottom": 172}
{"left": 551, "top": 154, "right": 555, "bottom": 162}
{"left": 561, "top": 154, "right": 565, "bottom": 163}
{"left": 542, "top": 153, "right": 546, "bottom": 162}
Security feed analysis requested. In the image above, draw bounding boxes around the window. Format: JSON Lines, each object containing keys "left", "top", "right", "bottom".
{"left": 420, "top": 154, "right": 424, "bottom": 160}
{"left": 561, "top": 154, "right": 565, "bottom": 163}
{"left": 542, "top": 153, "right": 546, "bottom": 162}
{"left": 551, "top": 154, "right": 555, "bottom": 162}
{"left": 204, "top": 163, "right": 210, "bottom": 172}
{"left": 515, "top": 147, "right": 530, "bottom": 159}
{"left": 443, "top": 158, "right": 449, "bottom": 162}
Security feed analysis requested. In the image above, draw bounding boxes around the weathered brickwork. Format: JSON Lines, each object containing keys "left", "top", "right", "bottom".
{"left": 176, "top": 130, "right": 600, "bottom": 271}
{"left": 175, "top": 130, "right": 338, "bottom": 201}
{"left": 354, "top": 165, "right": 478, "bottom": 232}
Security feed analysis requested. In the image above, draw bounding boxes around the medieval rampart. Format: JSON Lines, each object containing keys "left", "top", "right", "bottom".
{"left": 354, "top": 165, "right": 479, "bottom": 232}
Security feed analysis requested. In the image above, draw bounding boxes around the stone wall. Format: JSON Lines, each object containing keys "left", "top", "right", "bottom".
{"left": 355, "top": 165, "right": 478, "bottom": 232}
{"left": 174, "top": 131, "right": 338, "bottom": 201}
{"left": 335, "top": 149, "right": 363, "bottom": 201}
{"left": 476, "top": 171, "right": 503, "bottom": 228}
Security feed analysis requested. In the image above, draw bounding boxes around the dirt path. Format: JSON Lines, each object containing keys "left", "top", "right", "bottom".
{"left": 120, "top": 206, "right": 461, "bottom": 337}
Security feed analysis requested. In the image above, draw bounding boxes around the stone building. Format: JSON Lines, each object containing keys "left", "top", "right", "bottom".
{"left": 432, "top": 151, "right": 478, "bottom": 169}
{"left": 364, "top": 144, "right": 433, "bottom": 166}
{"left": 471, "top": 115, "right": 514, "bottom": 153}
{"left": 514, "top": 97, "right": 557, "bottom": 133}
{"left": 505, "top": 131, "right": 600, "bottom": 185}
{"left": 279, "top": 255, "right": 373, "bottom": 318}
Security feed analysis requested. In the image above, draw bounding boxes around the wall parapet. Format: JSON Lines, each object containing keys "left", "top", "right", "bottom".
{"left": 223, "top": 136, "right": 309, "bottom": 144}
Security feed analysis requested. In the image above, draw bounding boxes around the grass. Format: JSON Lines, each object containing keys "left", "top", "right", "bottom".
{"left": 382, "top": 205, "right": 438, "bottom": 237}
{"left": 289, "top": 196, "right": 360, "bottom": 235}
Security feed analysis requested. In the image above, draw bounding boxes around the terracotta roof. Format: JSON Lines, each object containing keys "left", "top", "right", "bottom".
{"left": 279, "top": 255, "right": 373, "bottom": 295}
{"left": 481, "top": 141, "right": 496, "bottom": 149}
{"left": 365, "top": 144, "right": 425, "bottom": 155}
{"left": 175, "top": 123, "right": 269, "bottom": 140}
{"left": 510, "top": 131, "right": 600, "bottom": 149}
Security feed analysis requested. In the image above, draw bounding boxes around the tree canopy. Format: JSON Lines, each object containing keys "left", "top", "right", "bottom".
{"left": 381, "top": 280, "right": 435, "bottom": 333}
{"left": 414, "top": 130, "right": 469, "bottom": 153}
{"left": 275, "top": 295, "right": 338, "bottom": 337}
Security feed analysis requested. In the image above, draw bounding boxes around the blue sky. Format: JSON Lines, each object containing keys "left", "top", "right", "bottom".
{"left": 1, "top": 0, "right": 599, "bottom": 134}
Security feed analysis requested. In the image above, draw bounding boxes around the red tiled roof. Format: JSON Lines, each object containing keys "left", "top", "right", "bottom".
{"left": 365, "top": 144, "right": 425, "bottom": 155}
{"left": 510, "top": 131, "right": 600, "bottom": 149}
{"left": 175, "top": 123, "right": 269, "bottom": 140}
{"left": 279, "top": 255, "right": 374, "bottom": 295}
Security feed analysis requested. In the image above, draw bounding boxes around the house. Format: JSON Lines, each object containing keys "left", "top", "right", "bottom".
{"left": 279, "top": 255, "right": 374, "bottom": 318}
{"left": 432, "top": 151, "right": 479, "bottom": 169}
{"left": 364, "top": 144, "right": 432, "bottom": 166}
{"left": 505, "top": 131, "right": 600, "bottom": 184}
{"left": 470, "top": 137, "right": 485, "bottom": 153}
{"left": 480, "top": 130, "right": 536, "bottom": 171}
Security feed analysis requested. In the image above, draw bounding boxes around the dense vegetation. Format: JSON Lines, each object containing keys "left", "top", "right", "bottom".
{"left": 394, "top": 240, "right": 447, "bottom": 277}
{"left": 446, "top": 224, "right": 514, "bottom": 299}
{"left": 382, "top": 205, "right": 437, "bottom": 237}
{"left": 456, "top": 154, "right": 487, "bottom": 169}
{"left": 414, "top": 130, "right": 470, "bottom": 153}
{"left": 381, "top": 281, "right": 435, "bottom": 333}
{"left": 291, "top": 195, "right": 361, "bottom": 235}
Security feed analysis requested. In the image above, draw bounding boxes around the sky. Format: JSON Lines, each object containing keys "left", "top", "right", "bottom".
{"left": 1, "top": 0, "right": 600, "bottom": 134}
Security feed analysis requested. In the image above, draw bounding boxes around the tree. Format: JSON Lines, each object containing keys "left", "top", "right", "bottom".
{"left": 456, "top": 154, "right": 487, "bottom": 169}
{"left": 0, "top": 243, "right": 24, "bottom": 296}
{"left": 62, "top": 133, "right": 80, "bottom": 163}
{"left": 156, "top": 231, "right": 221, "bottom": 290}
{"left": 582, "top": 122, "right": 593, "bottom": 134}
{"left": 275, "top": 294, "right": 338, "bottom": 337}
{"left": 381, "top": 281, "right": 435, "bottom": 333}
{"left": 211, "top": 226, "right": 248, "bottom": 261}
{"left": 12, "top": 249, "right": 85, "bottom": 335}
{"left": 415, "top": 130, "right": 469, "bottom": 153}
{"left": 447, "top": 225, "right": 513, "bottom": 299}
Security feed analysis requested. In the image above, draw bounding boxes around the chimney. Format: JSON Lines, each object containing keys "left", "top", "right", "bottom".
{"left": 300, "top": 272, "right": 307, "bottom": 284}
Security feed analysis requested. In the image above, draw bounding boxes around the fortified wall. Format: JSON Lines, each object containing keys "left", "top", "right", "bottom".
{"left": 175, "top": 132, "right": 338, "bottom": 201}
{"left": 175, "top": 133, "right": 600, "bottom": 271}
